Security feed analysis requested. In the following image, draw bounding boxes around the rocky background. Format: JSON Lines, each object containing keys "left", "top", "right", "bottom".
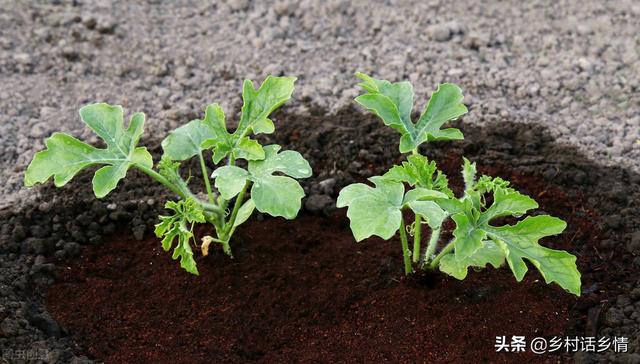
{"left": 0, "top": 1, "right": 639, "bottom": 363}
{"left": 1, "top": 0, "right": 639, "bottom": 206}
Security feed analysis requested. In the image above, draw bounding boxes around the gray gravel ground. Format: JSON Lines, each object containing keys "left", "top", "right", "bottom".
{"left": 0, "top": 0, "right": 639, "bottom": 363}
{"left": 1, "top": 0, "right": 639, "bottom": 206}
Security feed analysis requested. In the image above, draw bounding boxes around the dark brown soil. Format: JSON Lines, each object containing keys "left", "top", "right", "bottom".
{"left": 46, "top": 155, "right": 602, "bottom": 364}
{"left": 0, "top": 106, "right": 635, "bottom": 363}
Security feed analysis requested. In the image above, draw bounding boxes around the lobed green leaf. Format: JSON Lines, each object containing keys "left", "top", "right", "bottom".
{"left": 383, "top": 154, "right": 453, "bottom": 197}
{"left": 211, "top": 166, "right": 249, "bottom": 200}
{"left": 354, "top": 73, "right": 467, "bottom": 153}
{"left": 479, "top": 188, "right": 538, "bottom": 225}
{"left": 24, "top": 103, "right": 152, "bottom": 198}
{"left": 199, "top": 103, "right": 267, "bottom": 163}
{"left": 450, "top": 212, "right": 486, "bottom": 260}
{"left": 413, "top": 83, "right": 467, "bottom": 146}
{"left": 354, "top": 73, "right": 415, "bottom": 140}
{"left": 485, "top": 216, "right": 580, "bottom": 296}
{"left": 407, "top": 200, "right": 447, "bottom": 229}
{"left": 161, "top": 119, "right": 217, "bottom": 161}
{"left": 251, "top": 175, "right": 305, "bottom": 219}
{"left": 248, "top": 145, "right": 312, "bottom": 178}
{"left": 211, "top": 144, "right": 312, "bottom": 219}
{"left": 247, "top": 145, "right": 312, "bottom": 219}
{"left": 439, "top": 240, "right": 504, "bottom": 280}
{"left": 199, "top": 76, "right": 295, "bottom": 164}
{"left": 337, "top": 177, "right": 404, "bottom": 242}
{"left": 237, "top": 76, "right": 296, "bottom": 137}
{"left": 154, "top": 198, "right": 206, "bottom": 275}
{"left": 403, "top": 188, "right": 450, "bottom": 205}
{"left": 436, "top": 161, "right": 581, "bottom": 295}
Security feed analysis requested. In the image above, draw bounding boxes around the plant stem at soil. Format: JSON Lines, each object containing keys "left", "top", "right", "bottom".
{"left": 423, "top": 227, "right": 441, "bottom": 266}
{"left": 399, "top": 218, "right": 412, "bottom": 275}
{"left": 135, "top": 164, "right": 223, "bottom": 216}
{"left": 412, "top": 215, "right": 422, "bottom": 263}
{"left": 136, "top": 164, "right": 186, "bottom": 198}
{"left": 198, "top": 152, "right": 215, "bottom": 203}
{"left": 222, "top": 180, "right": 251, "bottom": 241}
{"left": 428, "top": 238, "right": 455, "bottom": 270}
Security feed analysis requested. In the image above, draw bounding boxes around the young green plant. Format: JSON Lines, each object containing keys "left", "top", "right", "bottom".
{"left": 24, "top": 75, "right": 312, "bottom": 275}
{"left": 337, "top": 73, "right": 581, "bottom": 296}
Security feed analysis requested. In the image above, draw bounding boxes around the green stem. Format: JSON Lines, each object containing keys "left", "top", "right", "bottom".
{"left": 428, "top": 238, "right": 455, "bottom": 270}
{"left": 220, "top": 241, "right": 233, "bottom": 257}
{"left": 198, "top": 153, "right": 215, "bottom": 203}
{"left": 222, "top": 180, "right": 251, "bottom": 240}
{"left": 423, "top": 227, "right": 441, "bottom": 266}
{"left": 136, "top": 164, "right": 223, "bottom": 216}
{"left": 204, "top": 212, "right": 224, "bottom": 234}
{"left": 218, "top": 152, "right": 238, "bottom": 212}
{"left": 195, "top": 197, "right": 223, "bottom": 215}
{"left": 412, "top": 215, "right": 422, "bottom": 264}
{"left": 136, "top": 164, "right": 185, "bottom": 198}
{"left": 224, "top": 126, "right": 250, "bottom": 171}
{"left": 399, "top": 218, "right": 412, "bottom": 275}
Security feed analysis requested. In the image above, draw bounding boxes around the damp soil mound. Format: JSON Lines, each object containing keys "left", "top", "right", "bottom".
{"left": 3, "top": 107, "right": 638, "bottom": 363}
{"left": 47, "top": 151, "right": 609, "bottom": 364}
{"left": 47, "top": 214, "right": 571, "bottom": 363}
